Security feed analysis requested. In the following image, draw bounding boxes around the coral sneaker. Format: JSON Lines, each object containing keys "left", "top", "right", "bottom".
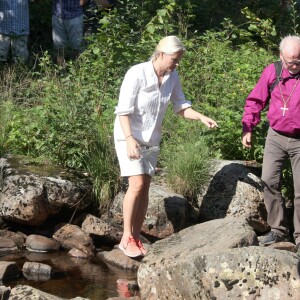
{"left": 136, "top": 239, "right": 148, "bottom": 255}
{"left": 119, "top": 237, "right": 143, "bottom": 258}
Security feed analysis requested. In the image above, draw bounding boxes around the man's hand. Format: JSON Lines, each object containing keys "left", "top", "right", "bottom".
{"left": 242, "top": 132, "right": 252, "bottom": 148}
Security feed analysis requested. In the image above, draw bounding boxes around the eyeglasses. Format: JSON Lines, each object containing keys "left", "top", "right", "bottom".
{"left": 282, "top": 56, "right": 300, "bottom": 66}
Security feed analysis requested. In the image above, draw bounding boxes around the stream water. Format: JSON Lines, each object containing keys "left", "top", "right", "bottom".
{"left": 1, "top": 249, "right": 137, "bottom": 299}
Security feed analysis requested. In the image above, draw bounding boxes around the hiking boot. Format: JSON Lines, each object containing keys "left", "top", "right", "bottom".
{"left": 259, "top": 231, "right": 289, "bottom": 246}
{"left": 119, "top": 237, "right": 143, "bottom": 258}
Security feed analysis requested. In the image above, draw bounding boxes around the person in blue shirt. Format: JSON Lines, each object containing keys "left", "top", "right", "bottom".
{"left": 52, "top": 0, "right": 88, "bottom": 65}
{"left": 0, "top": 0, "right": 30, "bottom": 63}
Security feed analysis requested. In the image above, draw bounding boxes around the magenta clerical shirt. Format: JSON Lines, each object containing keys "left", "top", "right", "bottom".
{"left": 242, "top": 62, "right": 300, "bottom": 136}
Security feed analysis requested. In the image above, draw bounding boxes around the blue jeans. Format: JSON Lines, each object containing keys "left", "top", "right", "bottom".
{"left": 0, "top": 33, "right": 29, "bottom": 62}
{"left": 261, "top": 127, "right": 300, "bottom": 244}
{"left": 52, "top": 14, "right": 84, "bottom": 51}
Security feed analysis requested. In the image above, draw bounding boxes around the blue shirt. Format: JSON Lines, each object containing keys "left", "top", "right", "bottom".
{"left": 0, "top": 0, "right": 29, "bottom": 35}
{"left": 52, "top": 0, "right": 83, "bottom": 19}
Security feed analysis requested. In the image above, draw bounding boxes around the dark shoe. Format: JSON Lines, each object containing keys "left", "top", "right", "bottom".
{"left": 259, "top": 231, "right": 289, "bottom": 246}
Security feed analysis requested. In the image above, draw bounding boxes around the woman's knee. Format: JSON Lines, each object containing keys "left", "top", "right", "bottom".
{"left": 128, "top": 175, "right": 151, "bottom": 193}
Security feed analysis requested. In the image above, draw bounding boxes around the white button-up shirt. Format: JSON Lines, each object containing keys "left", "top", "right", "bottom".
{"left": 114, "top": 60, "right": 192, "bottom": 145}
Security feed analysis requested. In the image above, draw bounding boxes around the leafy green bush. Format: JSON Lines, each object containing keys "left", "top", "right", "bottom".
{"left": 2, "top": 0, "right": 297, "bottom": 205}
{"left": 161, "top": 31, "right": 276, "bottom": 162}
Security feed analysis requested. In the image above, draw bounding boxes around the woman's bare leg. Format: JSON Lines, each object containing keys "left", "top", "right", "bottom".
{"left": 132, "top": 174, "right": 151, "bottom": 238}
{"left": 120, "top": 174, "right": 151, "bottom": 256}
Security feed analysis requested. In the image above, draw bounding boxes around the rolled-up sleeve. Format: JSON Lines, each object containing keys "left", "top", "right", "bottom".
{"left": 170, "top": 71, "right": 192, "bottom": 113}
{"left": 115, "top": 67, "right": 141, "bottom": 115}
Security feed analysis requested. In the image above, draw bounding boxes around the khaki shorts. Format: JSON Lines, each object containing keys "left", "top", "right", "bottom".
{"left": 0, "top": 33, "right": 29, "bottom": 62}
{"left": 114, "top": 140, "right": 160, "bottom": 177}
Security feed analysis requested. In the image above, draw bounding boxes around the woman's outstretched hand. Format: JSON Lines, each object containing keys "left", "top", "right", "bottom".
{"left": 200, "top": 115, "right": 218, "bottom": 128}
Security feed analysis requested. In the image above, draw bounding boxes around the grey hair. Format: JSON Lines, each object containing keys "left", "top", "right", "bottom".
{"left": 279, "top": 35, "right": 300, "bottom": 52}
{"left": 151, "top": 35, "right": 185, "bottom": 60}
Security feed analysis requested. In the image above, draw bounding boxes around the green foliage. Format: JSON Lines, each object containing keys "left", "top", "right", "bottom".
{"left": 172, "top": 32, "right": 275, "bottom": 161}
{"left": 143, "top": 0, "right": 177, "bottom": 39}
{"left": 160, "top": 136, "right": 212, "bottom": 199}
{"left": 83, "top": 130, "right": 120, "bottom": 210}
{"left": 290, "top": 0, "right": 300, "bottom": 35}
{"left": 2, "top": 0, "right": 299, "bottom": 205}
{"left": 216, "top": 7, "right": 277, "bottom": 50}
{"left": 0, "top": 101, "right": 15, "bottom": 157}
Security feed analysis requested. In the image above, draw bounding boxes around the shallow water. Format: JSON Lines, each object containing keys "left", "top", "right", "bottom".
{"left": 0, "top": 250, "right": 137, "bottom": 299}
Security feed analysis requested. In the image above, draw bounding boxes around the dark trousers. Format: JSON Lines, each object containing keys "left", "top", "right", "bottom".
{"left": 261, "top": 127, "right": 300, "bottom": 244}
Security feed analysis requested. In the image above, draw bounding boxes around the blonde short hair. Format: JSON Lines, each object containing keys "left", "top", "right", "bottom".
{"left": 152, "top": 36, "right": 185, "bottom": 60}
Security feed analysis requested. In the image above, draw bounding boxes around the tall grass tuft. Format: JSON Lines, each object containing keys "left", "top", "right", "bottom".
{"left": 83, "top": 130, "right": 120, "bottom": 211}
{"left": 160, "top": 136, "right": 212, "bottom": 200}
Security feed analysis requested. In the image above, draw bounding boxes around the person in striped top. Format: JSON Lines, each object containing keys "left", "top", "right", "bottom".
{"left": 0, "top": 0, "right": 31, "bottom": 63}
{"left": 52, "top": 0, "right": 88, "bottom": 65}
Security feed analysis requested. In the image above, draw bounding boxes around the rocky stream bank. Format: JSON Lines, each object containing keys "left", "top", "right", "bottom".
{"left": 0, "top": 155, "right": 299, "bottom": 299}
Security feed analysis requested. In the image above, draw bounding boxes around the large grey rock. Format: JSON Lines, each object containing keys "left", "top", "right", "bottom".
{"left": 9, "top": 285, "right": 90, "bottom": 299}
{"left": 0, "top": 155, "right": 92, "bottom": 226}
{"left": 137, "top": 217, "right": 300, "bottom": 300}
{"left": 197, "top": 160, "right": 268, "bottom": 232}
{"left": 139, "top": 246, "right": 300, "bottom": 300}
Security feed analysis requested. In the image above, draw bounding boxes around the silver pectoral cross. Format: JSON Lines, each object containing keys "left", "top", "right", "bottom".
{"left": 281, "top": 105, "right": 289, "bottom": 116}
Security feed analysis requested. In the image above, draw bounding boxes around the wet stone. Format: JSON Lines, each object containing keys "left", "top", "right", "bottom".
{"left": 25, "top": 234, "right": 60, "bottom": 252}
{"left": 0, "top": 237, "right": 18, "bottom": 253}
{"left": 68, "top": 248, "right": 90, "bottom": 259}
{"left": 0, "top": 230, "right": 26, "bottom": 248}
{"left": 22, "top": 262, "right": 52, "bottom": 281}
{"left": 97, "top": 248, "right": 142, "bottom": 271}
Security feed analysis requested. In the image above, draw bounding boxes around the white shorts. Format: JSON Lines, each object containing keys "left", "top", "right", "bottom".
{"left": 114, "top": 140, "right": 160, "bottom": 177}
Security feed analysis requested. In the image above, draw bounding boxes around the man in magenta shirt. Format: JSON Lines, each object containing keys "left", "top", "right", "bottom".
{"left": 242, "top": 35, "right": 300, "bottom": 253}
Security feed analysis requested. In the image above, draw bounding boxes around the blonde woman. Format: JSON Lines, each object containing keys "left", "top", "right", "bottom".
{"left": 114, "top": 36, "right": 218, "bottom": 257}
